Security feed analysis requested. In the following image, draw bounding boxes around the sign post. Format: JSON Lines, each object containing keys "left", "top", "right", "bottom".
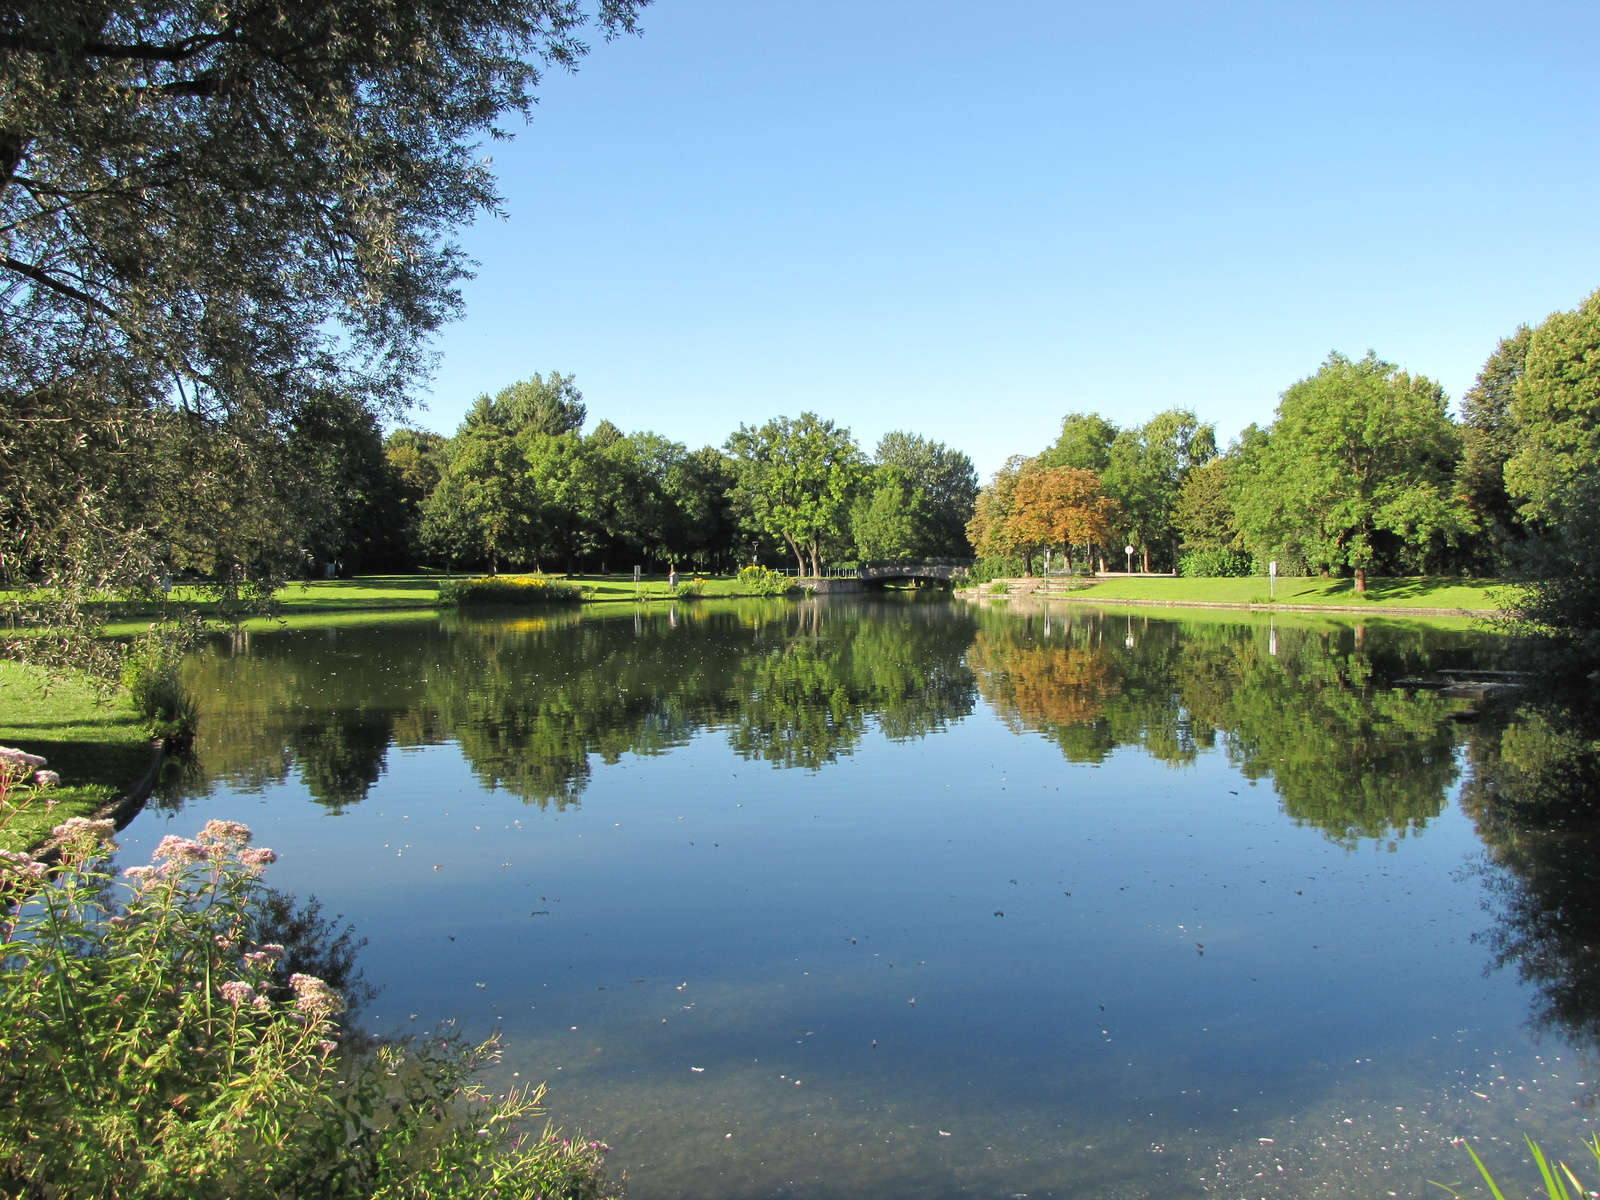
{"left": 634, "top": 564, "right": 641, "bottom": 598}
{"left": 1125, "top": 544, "right": 1135, "bottom": 574}
{"left": 1269, "top": 559, "right": 1278, "bottom": 601}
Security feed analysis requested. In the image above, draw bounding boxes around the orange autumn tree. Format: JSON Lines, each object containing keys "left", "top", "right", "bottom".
{"left": 966, "top": 455, "right": 1030, "bottom": 570}
{"left": 1009, "top": 466, "right": 1120, "bottom": 572}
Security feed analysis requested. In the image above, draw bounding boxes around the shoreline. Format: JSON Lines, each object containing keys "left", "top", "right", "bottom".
{"left": 955, "top": 591, "right": 1500, "bottom": 619}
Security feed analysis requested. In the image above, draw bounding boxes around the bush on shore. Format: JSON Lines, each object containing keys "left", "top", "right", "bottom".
{"left": 0, "top": 753, "right": 620, "bottom": 1200}
{"left": 1177, "top": 549, "right": 1254, "bottom": 578}
{"left": 966, "top": 556, "right": 1025, "bottom": 586}
{"left": 122, "top": 627, "right": 199, "bottom": 749}
{"left": 439, "top": 575, "right": 583, "bottom": 606}
{"left": 734, "top": 565, "right": 795, "bottom": 596}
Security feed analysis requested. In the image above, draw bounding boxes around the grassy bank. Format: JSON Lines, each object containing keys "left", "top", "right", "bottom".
{"left": 0, "top": 661, "right": 153, "bottom": 852}
{"left": 983, "top": 574, "right": 1512, "bottom": 613}
{"left": 116, "top": 571, "right": 793, "bottom": 614}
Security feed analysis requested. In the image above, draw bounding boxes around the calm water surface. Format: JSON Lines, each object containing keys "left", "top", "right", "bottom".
{"left": 121, "top": 597, "right": 1600, "bottom": 1198}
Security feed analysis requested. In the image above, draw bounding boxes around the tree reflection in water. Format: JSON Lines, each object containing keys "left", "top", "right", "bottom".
{"left": 968, "top": 607, "right": 1465, "bottom": 847}
{"left": 173, "top": 601, "right": 1486, "bottom": 850}
{"left": 152, "top": 597, "right": 1600, "bottom": 1134}
{"left": 1459, "top": 682, "right": 1600, "bottom": 1076}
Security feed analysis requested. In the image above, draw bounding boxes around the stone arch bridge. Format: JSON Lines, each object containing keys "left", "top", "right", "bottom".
{"left": 799, "top": 560, "right": 973, "bottom": 593}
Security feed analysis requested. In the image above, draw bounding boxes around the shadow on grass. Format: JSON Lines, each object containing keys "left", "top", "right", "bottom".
{"left": 0, "top": 738, "right": 151, "bottom": 792}
{"left": 1292, "top": 577, "right": 1493, "bottom": 603}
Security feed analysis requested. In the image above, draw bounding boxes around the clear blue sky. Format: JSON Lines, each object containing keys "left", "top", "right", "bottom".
{"left": 418, "top": 0, "right": 1600, "bottom": 479}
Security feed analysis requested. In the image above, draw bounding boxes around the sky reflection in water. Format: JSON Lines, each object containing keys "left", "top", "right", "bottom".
{"left": 119, "top": 598, "right": 1599, "bottom": 1199}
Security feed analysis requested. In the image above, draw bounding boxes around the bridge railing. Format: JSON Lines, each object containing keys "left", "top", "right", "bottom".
{"left": 773, "top": 559, "right": 975, "bottom": 579}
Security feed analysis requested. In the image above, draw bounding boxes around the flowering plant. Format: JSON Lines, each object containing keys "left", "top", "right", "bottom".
{"left": 0, "top": 816, "right": 621, "bottom": 1198}
{"left": 734, "top": 565, "right": 794, "bottom": 597}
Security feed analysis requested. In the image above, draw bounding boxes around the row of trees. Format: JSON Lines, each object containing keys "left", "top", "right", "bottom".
{"left": 967, "top": 409, "right": 1215, "bottom": 575}
{"left": 969, "top": 287, "right": 1600, "bottom": 597}
{"left": 357, "top": 377, "right": 979, "bottom": 575}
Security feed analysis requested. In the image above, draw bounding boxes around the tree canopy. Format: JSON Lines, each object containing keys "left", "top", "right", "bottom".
{"left": 724, "top": 413, "right": 866, "bottom": 576}
{"left": 1230, "top": 352, "right": 1466, "bottom": 590}
{"left": 0, "top": 0, "right": 644, "bottom": 665}
{"left": 872, "top": 431, "right": 979, "bottom": 556}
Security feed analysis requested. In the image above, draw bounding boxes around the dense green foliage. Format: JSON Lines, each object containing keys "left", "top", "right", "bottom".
{"left": 407, "top": 395, "right": 977, "bottom": 576}
{"left": 1177, "top": 548, "right": 1252, "bottom": 577}
{"left": 734, "top": 565, "right": 795, "bottom": 596}
{"left": 1230, "top": 352, "right": 1466, "bottom": 590}
{"left": 0, "top": 796, "right": 620, "bottom": 1198}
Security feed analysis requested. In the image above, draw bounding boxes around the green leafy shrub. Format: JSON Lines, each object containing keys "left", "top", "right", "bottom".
{"left": 1251, "top": 550, "right": 1310, "bottom": 577}
{"left": 967, "top": 556, "right": 1023, "bottom": 586}
{"left": 439, "top": 575, "right": 582, "bottom": 606}
{"left": 735, "top": 566, "right": 794, "bottom": 597}
{"left": 672, "top": 576, "right": 707, "bottom": 598}
{"left": 122, "top": 628, "right": 198, "bottom": 747}
{"left": 0, "top": 770, "right": 620, "bottom": 1200}
{"left": 988, "top": 579, "right": 1010, "bottom": 595}
{"left": 1178, "top": 549, "right": 1254, "bottom": 577}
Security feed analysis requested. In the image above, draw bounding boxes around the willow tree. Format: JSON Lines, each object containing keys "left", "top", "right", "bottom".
{"left": 0, "top": 0, "right": 645, "bottom": 672}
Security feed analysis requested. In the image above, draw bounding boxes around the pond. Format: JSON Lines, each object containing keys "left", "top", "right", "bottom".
{"left": 122, "top": 596, "right": 1600, "bottom": 1199}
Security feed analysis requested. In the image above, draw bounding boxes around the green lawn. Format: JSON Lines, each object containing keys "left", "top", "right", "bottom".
{"left": 155, "top": 571, "right": 785, "bottom": 613}
{"left": 0, "top": 661, "right": 153, "bottom": 852}
{"left": 207, "top": 573, "right": 448, "bottom": 613}
{"left": 1053, "top": 574, "right": 1514, "bottom": 612}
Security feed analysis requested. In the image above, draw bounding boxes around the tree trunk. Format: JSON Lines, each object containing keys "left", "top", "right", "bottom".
{"left": 1355, "top": 567, "right": 1367, "bottom": 593}
{"left": 1141, "top": 545, "right": 1149, "bottom": 573}
{"left": 785, "top": 536, "right": 805, "bottom": 575}
{"left": 1023, "top": 549, "right": 1034, "bottom": 577}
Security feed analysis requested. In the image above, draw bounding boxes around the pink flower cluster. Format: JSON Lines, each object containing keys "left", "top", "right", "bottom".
{"left": 0, "top": 849, "right": 46, "bottom": 884}
{"left": 52, "top": 817, "right": 116, "bottom": 855}
{"left": 33, "top": 771, "right": 59, "bottom": 789}
{"left": 243, "top": 943, "right": 285, "bottom": 971}
{"left": 152, "top": 835, "right": 207, "bottom": 865}
{"left": 0, "top": 747, "right": 47, "bottom": 780}
{"left": 289, "top": 973, "right": 345, "bottom": 1019}
{"left": 220, "top": 980, "right": 256, "bottom": 1008}
{"left": 198, "top": 819, "right": 253, "bottom": 848}
{"left": 133, "top": 822, "right": 276, "bottom": 882}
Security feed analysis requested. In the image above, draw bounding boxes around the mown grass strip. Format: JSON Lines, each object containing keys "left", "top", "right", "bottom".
{"left": 0, "top": 661, "right": 153, "bottom": 852}
{"left": 1030, "top": 575, "right": 1513, "bottom": 612}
